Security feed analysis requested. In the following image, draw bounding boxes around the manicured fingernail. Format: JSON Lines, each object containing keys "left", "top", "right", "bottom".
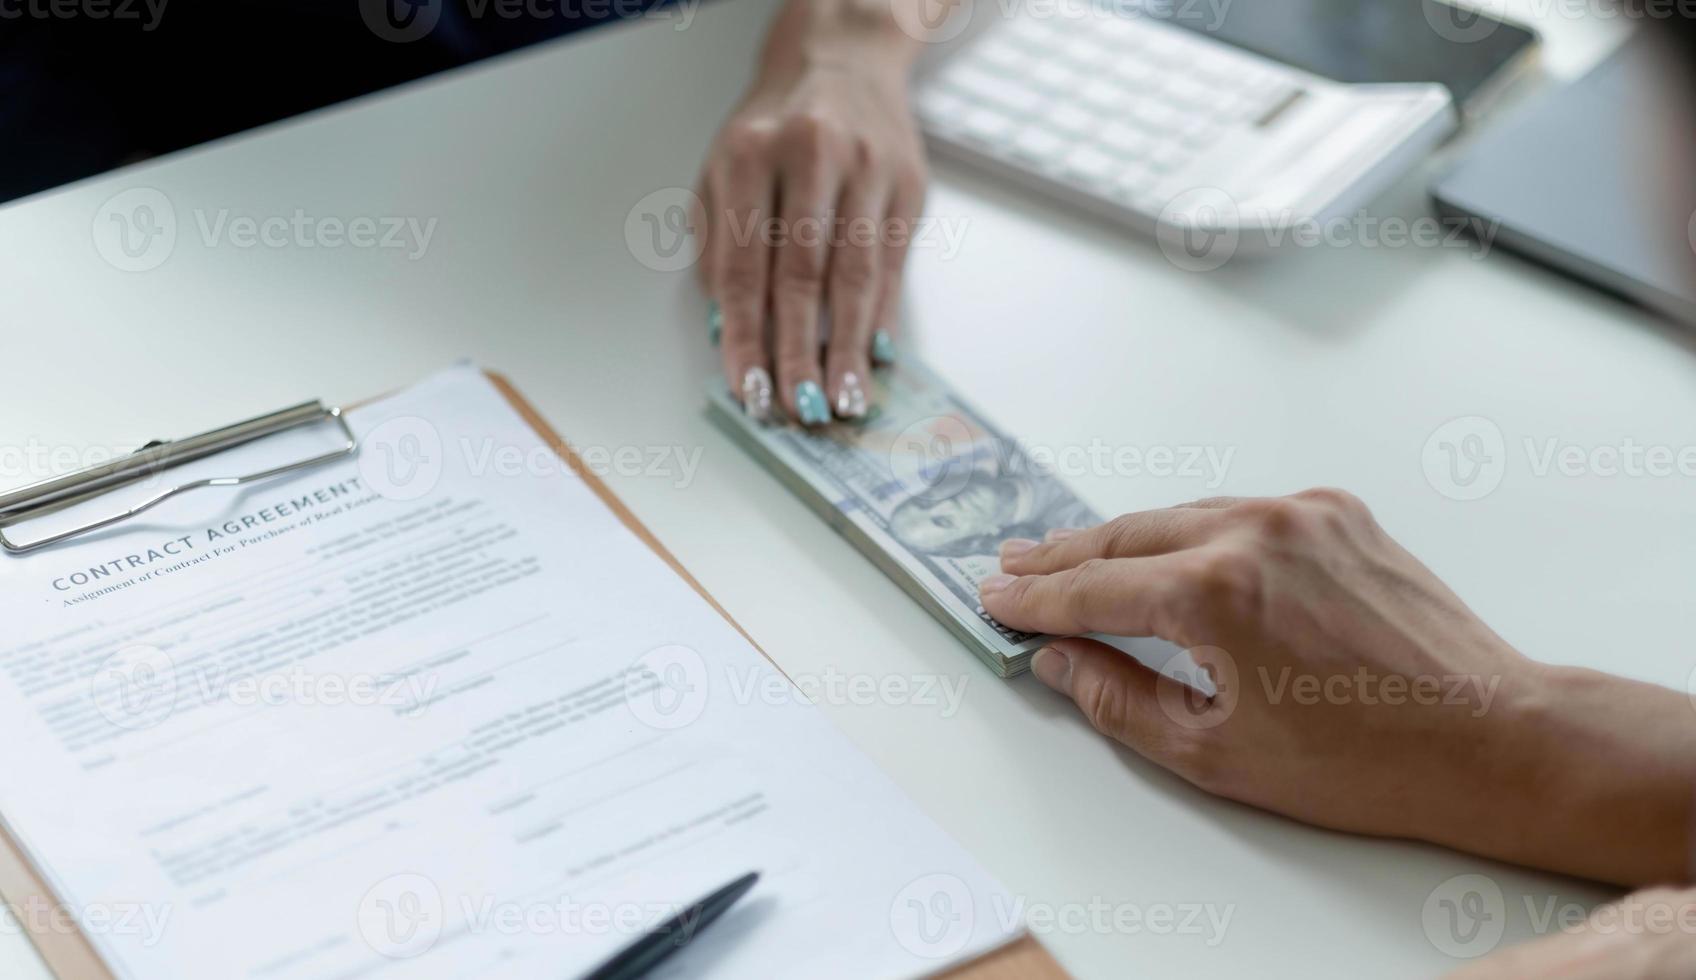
{"left": 1045, "top": 527, "right": 1079, "bottom": 543}
{"left": 834, "top": 371, "right": 867, "bottom": 419}
{"left": 1000, "top": 538, "right": 1038, "bottom": 559}
{"left": 707, "top": 301, "right": 723, "bottom": 346}
{"left": 1032, "top": 646, "right": 1072, "bottom": 692}
{"left": 871, "top": 329, "right": 897, "bottom": 365}
{"left": 979, "top": 573, "right": 1015, "bottom": 596}
{"left": 741, "top": 366, "right": 773, "bottom": 423}
{"left": 795, "top": 381, "right": 830, "bottom": 426}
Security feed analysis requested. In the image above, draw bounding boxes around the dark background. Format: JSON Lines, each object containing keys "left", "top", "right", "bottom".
{"left": 0, "top": 0, "right": 646, "bottom": 203}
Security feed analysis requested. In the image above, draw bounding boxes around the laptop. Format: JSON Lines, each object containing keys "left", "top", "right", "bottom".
{"left": 1433, "top": 32, "right": 1696, "bottom": 325}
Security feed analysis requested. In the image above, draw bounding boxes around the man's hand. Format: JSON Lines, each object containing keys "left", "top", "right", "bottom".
{"left": 980, "top": 490, "right": 1695, "bottom": 886}
{"left": 696, "top": 0, "right": 928, "bottom": 425}
{"left": 1446, "top": 887, "right": 1696, "bottom": 979}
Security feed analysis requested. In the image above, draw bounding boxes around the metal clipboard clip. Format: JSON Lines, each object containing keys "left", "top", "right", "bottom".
{"left": 0, "top": 402, "right": 358, "bottom": 555}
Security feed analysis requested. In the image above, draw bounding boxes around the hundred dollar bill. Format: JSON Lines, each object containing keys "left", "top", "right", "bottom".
{"left": 707, "top": 361, "right": 1099, "bottom": 677}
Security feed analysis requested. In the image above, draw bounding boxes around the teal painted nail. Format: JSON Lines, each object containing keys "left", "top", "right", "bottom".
{"left": 707, "top": 301, "right": 723, "bottom": 346}
{"left": 871, "top": 329, "right": 896, "bottom": 365}
{"left": 795, "top": 381, "right": 829, "bottom": 426}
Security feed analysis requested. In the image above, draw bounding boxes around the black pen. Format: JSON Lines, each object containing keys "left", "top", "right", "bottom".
{"left": 580, "top": 871, "right": 760, "bottom": 980}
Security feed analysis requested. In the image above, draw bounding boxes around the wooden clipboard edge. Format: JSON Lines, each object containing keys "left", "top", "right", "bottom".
{"left": 0, "top": 371, "right": 1064, "bottom": 980}
{"left": 485, "top": 373, "right": 1066, "bottom": 980}
{"left": 0, "top": 816, "right": 111, "bottom": 980}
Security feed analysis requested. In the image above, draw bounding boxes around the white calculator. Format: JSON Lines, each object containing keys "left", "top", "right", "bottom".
{"left": 913, "top": 3, "right": 1462, "bottom": 244}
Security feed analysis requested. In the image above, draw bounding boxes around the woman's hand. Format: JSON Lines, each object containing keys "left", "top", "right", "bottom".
{"left": 980, "top": 490, "right": 1695, "bottom": 887}
{"left": 695, "top": 0, "right": 927, "bottom": 425}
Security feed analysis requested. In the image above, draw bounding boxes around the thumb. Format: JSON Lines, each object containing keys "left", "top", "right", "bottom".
{"left": 1032, "top": 638, "right": 1189, "bottom": 764}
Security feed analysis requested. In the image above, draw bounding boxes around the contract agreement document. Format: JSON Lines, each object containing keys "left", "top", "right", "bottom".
{"left": 0, "top": 366, "right": 1020, "bottom": 979}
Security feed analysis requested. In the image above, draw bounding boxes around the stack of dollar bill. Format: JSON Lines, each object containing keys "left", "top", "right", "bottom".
{"left": 707, "top": 361, "right": 1099, "bottom": 677}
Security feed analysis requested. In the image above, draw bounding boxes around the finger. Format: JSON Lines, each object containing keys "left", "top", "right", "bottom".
{"left": 869, "top": 171, "right": 924, "bottom": 366}
{"left": 710, "top": 133, "right": 777, "bottom": 422}
{"left": 692, "top": 176, "right": 715, "bottom": 294}
{"left": 1172, "top": 496, "right": 1248, "bottom": 510}
{"left": 999, "top": 509, "right": 1224, "bottom": 575}
{"left": 772, "top": 122, "right": 842, "bottom": 426}
{"left": 980, "top": 554, "right": 1188, "bottom": 637}
{"left": 692, "top": 179, "right": 723, "bottom": 347}
{"left": 1032, "top": 638, "right": 1196, "bottom": 765}
{"left": 823, "top": 179, "right": 887, "bottom": 419}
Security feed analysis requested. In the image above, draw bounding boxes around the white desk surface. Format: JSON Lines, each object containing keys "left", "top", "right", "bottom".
{"left": 1, "top": 4, "right": 1689, "bottom": 977}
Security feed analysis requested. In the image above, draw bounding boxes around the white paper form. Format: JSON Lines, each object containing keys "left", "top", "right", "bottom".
{"left": 0, "top": 366, "right": 1021, "bottom": 980}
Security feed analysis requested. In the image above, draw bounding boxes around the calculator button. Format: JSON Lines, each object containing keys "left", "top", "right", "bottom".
{"left": 1063, "top": 145, "right": 1118, "bottom": 186}
{"left": 1046, "top": 101, "right": 1097, "bottom": 134}
{"left": 961, "top": 106, "right": 1018, "bottom": 144}
{"left": 1010, "top": 127, "right": 1070, "bottom": 165}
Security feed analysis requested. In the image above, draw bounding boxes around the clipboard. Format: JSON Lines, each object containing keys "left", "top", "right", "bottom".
{"left": 0, "top": 371, "right": 1067, "bottom": 980}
